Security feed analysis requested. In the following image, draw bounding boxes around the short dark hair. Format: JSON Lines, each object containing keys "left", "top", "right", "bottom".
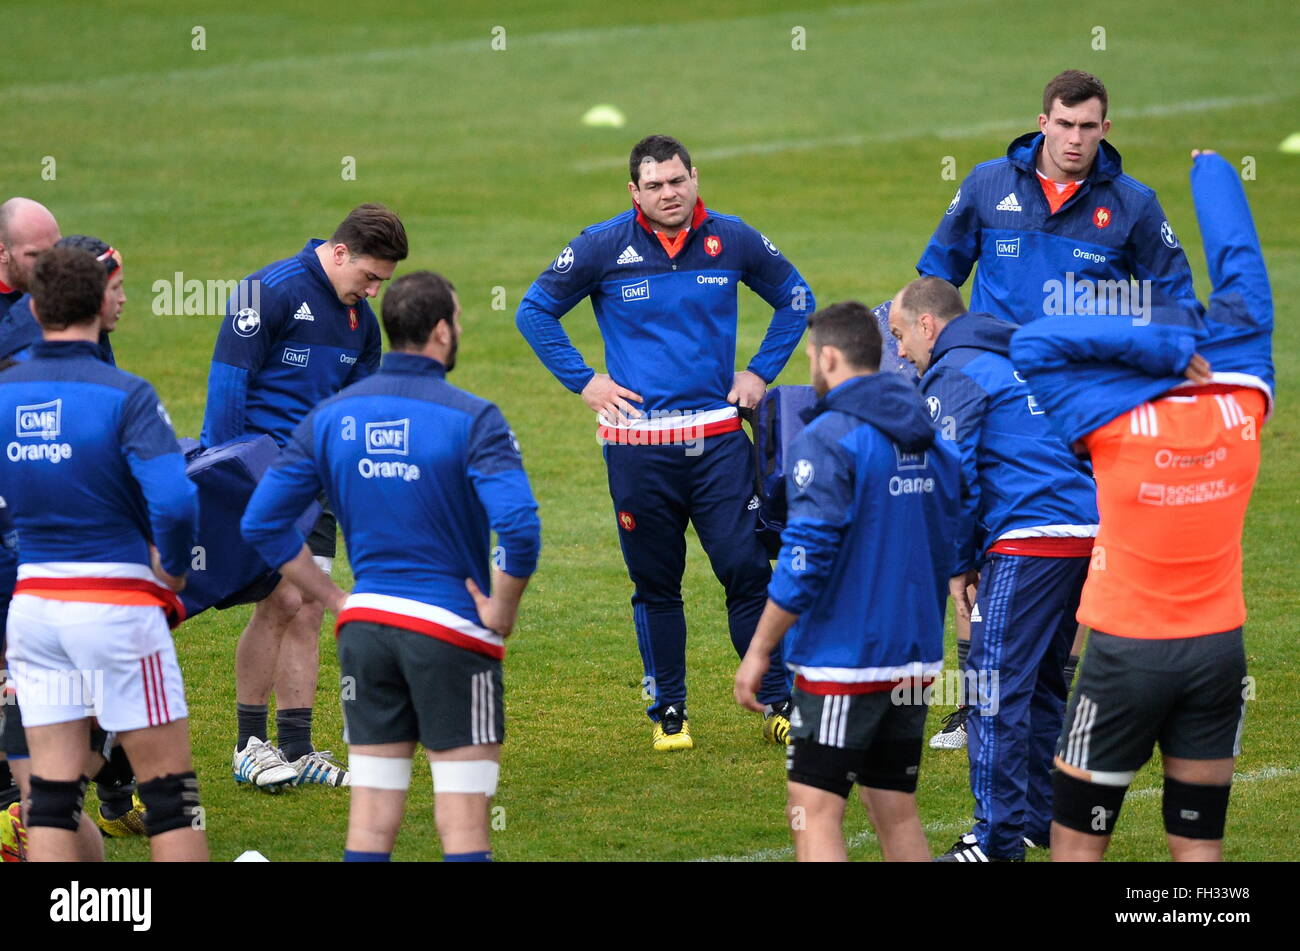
{"left": 57, "top": 234, "right": 120, "bottom": 277}
{"left": 896, "top": 277, "right": 965, "bottom": 323}
{"left": 807, "top": 301, "right": 882, "bottom": 372}
{"left": 381, "top": 270, "right": 457, "bottom": 350}
{"left": 331, "top": 203, "right": 408, "bottom": 262}
{"left": 1043, "top": 70, "right": 1108, "bottom": 119}
{"left": 629, "top": 135, "right": 693, "bottom": 186}
{"left": 30, "top": 246, "right": 107, "bottom": 330}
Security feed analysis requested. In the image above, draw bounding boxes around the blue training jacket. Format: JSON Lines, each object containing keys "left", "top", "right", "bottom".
{"left": 1010, "top": 152, "right": 1274, "bottom": 444}
{"left": 516, "top": 200, "right": 813, "bottom": 420}
{"left": 769, "top": 373, "right": 961, "bottom": 683}
{"left": 920, "top": 312, "right": 1098, "bottom": 573}
{"left": 201, "top": 240, "right": 382, "bottom": 448}
{"left": 918, "top": 133, "right": 1196, "bottom": 324}
{"left": 0, "top": 341, "right": 196, "bottom": 580}
{"left": 242, "top": 352, "right": 541, "bottom": 659}
{"left": 0, "top": 293, "right": 116, "bottom": 365}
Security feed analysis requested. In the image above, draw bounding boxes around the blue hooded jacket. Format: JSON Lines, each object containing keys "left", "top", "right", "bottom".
{"left": 770, "top": 372, "right": 961, "bottom": 683}
{"left": 1010, "top": 152, "right": 1273, "bottom": 444}
{"left": 918, "top": 132, "right": 1196, "bottom": 324}
{"left": 920, "top": 311, "right": 1099, "bottom": 573}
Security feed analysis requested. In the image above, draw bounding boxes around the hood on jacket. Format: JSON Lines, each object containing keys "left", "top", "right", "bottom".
{"left": 805, "top": 372, "right": 937, "bottom": 453}
{"left": 1006, "top": 132, "right": 1123, "bottom": 183}
{"left": 928, "top": 311, "right": 1019, "bottom": 369}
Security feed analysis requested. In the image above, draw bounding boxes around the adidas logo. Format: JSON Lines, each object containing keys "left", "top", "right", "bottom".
{"left": 747, "top": 495, "right": 760, "bottom": 511}
{"left": 970, "top": 604, "right": 982, "bottom": 623}
{"left": 293, "top": 302, "right": 314, "bottom": 321}
{"left": 616, "top": 245, "right": 643, "bottom": 265}
{"left": 995, "top": 192, "right": 1022, "bottom": 213}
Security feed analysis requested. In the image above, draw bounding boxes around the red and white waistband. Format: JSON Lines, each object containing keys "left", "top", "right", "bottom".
{"left": 15, "top": 562, "right": 185, "bottom": 628}
{"left": 336, "top": 592, "right": 505, "bottom": 659}
{"left": 597, "top": 406, "right": 741, "bottom": 445}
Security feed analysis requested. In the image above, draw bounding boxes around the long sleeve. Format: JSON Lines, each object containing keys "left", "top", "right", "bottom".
{"left": 740, "top": 227, "right": 815, "bottom": 383}
{"left": 241, "top": 415, "right": 323, "bottom": 570}
{"left": 516, "top": 233, "right": 601, "bottom": 393}
{"left": 120, "top": 383, "right": 198, "bottom": 577}
{"left": 467, "top": 405, "right": 541, "bottom": 579}
{"left": 917, "top": 176, "right": 981, "bottom": 287}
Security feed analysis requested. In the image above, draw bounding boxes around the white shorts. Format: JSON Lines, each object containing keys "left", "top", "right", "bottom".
{"left": 5, "top": 594, "right": 188, "bottom": 731}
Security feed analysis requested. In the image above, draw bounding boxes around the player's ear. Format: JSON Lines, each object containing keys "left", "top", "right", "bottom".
{"left": 627, "top": 180, "right": 639, "bottom": 204}
{"left": 1101, "top": 118, "right": 1111, "bottom": 137}
{"left": 1037, "top": 112, "right": 1049, "bottom": 134}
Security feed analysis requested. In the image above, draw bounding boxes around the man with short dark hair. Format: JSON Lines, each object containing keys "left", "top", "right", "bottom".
{"left": 517, "top": 134, "right": 815, "bottom": 751}
{"left": 734, "top": 300, "right": 960, "bottom": 860}
{"left": 888, "top": 276, "right": 1098, "bottom": 862}
{"left": 202, "top": 203, "right": 408, "bottom": 790}
{"left": 243, "top": 271, "right": 540, "bottom": 861}
{"left": 0, "top": 246, "right": 205, "bottom": 861}
{"left": 918, "top": 70, "right": 1195, "bottom": 325}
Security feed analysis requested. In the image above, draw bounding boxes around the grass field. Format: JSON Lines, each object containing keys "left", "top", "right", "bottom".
{"left": 3, "top": 0, "right": 1298, "bottom": 862}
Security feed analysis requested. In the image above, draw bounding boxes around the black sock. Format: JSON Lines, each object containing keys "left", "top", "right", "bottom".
{"left": 277, "top": 707, "right": 314, "bottom": 762}
{"left": 956, "top": 639, "right": 971, "bottom": 706}
{"left": 237, "top": 703, "right": 269, "bottom": 752}
{"left": 1063, "top": 654, "right": 1080, "bottom": 688}
{"left": 0, "top": 761, "right": 11, "bottom": 790}
{"left": 98, "top": 782, "right": 135, "bottom": 820}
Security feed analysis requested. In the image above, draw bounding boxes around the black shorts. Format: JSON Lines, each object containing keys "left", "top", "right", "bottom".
{"left": 1, "top": 697, "right": 114, "bottom": 760}
{"left": 1057, "top": 628, "right": 1247, "bottom": 780}
{"left": 787, "top": 687, "right": 928, "bottom": 797}
{"left": 306, "top": 503, "right": 337, "bottom": 560}
{"left": 338, "top": 620, "right": 503, "bottom": 751}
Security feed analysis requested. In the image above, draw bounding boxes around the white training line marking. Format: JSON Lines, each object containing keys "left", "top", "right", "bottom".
{"left": 694, "top": 764, "right": 1300, "bottom": 862}
{"left": 576, "top": 92, "right": 1291, "bottom": 171}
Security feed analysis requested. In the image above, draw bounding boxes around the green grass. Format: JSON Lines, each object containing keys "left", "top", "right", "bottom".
{"left": 5, "top": 0, "right": 1299, "bottom": 861}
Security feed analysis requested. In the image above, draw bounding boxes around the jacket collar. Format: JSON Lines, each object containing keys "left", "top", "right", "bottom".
{"left": 29, "top": 339, "right": 103, "bottom": 360}
{"left": 1006, "top": 132, "right": 1124, "bottom": 184}
{"left": 381, "top": 351, "right": 447, "bottom": 377}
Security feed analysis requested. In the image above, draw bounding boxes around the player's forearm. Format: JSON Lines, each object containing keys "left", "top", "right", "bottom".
{"left": 1191, "top": 152, "right": 1272, "bottom": 321}
{"left": 515, "top": 295, "right": 595, "bottom": 393}
{"left": 131, "top": 452, "right": 199, "bottom": 577}
{"left": 747, "top": 279, "right": 815, "bottom": 382}
{"left": 748, "top": 599, "right": 799, "bottom": 658}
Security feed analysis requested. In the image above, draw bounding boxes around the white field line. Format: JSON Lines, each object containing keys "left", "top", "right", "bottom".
{"left": 695, "top": 764, "right": 1300, "bottom": 862}
{"left": 576, "top": 92, "right": 1291, "bottom": 171}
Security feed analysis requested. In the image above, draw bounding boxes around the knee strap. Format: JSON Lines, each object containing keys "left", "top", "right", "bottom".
{"left": 1052, "top": 769, "right": 1126, "bottom": 837}
{"left": 350, "top": 754, "right": 413, "bottom": 791}
{"left": 1163, "top": 777, "right": 1231, "bottom": 840}
{"left": 138, "top": 771, "right": 202, "bottom": 836}
{"left": 431, "top": 760, "right": 499, "bottom": 796}
{"left": 27, "top": 775, "right": 89, "bottom": 831}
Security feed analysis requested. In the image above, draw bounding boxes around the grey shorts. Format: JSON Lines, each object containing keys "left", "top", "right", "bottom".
{"left": 1057, "top": 628, "right": 1247, "bottom": 778}
{"left": 338, "top": 620, "right": 503, "bottom": 751}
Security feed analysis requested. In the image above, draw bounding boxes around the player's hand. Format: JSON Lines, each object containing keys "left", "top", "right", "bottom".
{"left": 727, "top": 370, "right": 767, "bottom": 410}
{"left": 466, "top": 577, "right": 518, "bottom": 638}
{"left": 150, "top": 545, "right": 186, "bottom": 592}
{"left": 582, "top": 373, "right": 643, "bottom": 425}
{"left": 949, "top": 570, "right": 979, "bottom": 621}
{"left": 733, "top": 649, "right": 771, "bottom": 713}
{"left": 1185, "top": 352, "right": 1212, "bottom": 384}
